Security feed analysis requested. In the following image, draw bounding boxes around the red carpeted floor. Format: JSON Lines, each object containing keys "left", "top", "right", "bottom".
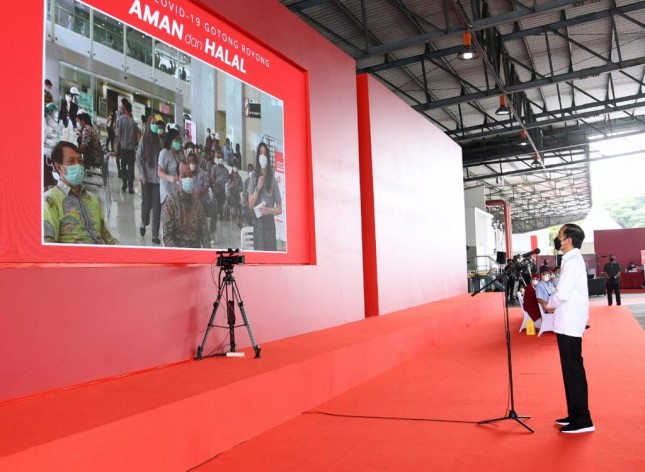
{"left": 194, "top": 302, "right": 645, "bottom": 472}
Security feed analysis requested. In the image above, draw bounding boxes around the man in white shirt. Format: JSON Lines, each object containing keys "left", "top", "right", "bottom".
{"left": 545, "top": 224, "right": 594, "bottom": 433}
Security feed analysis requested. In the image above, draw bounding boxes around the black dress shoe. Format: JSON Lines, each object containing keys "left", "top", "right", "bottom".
{"left": 560, "top": 422, "right": 594, "bottom": 433}
{"left": 128, "top": 189, "right": 134, "bottom": 194}
{"left": 140, "top": 224, "right": 146, "bottom": 237}
{"left": 152, "top": 237, "right": 161, "bottom": 245}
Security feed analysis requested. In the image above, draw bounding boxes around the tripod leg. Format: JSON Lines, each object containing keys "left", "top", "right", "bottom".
{"left": 227, "top": 298, "right": 236, "bottom": 353}
{"left": 231, "top": 279, "right": 261, "bottom": 358}
{"left": 196, "top": 280, "right": 226, "bottom": 359}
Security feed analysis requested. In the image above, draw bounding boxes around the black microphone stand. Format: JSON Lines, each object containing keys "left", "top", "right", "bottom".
{"left": 472, "top": 268, "right": 534, "bottom": 433}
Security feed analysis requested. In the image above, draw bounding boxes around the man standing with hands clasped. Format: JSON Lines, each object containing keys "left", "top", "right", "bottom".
{"left": 603, "top": 254, "right": 622, "bottom": 306}
{"left": 545, "top": 224, "right": 594, "bottom": 433}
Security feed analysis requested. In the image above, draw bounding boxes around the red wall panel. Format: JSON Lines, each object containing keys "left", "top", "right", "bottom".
{"left": 357, "top": 75, "right": 467, "bottom": 315}
{"left": 594, "top": 228, "right": 645, "bottom": 273}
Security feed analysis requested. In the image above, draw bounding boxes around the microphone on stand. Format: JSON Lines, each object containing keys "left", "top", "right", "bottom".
{"left": 520, "top": 248, "right": 541, "bottom": 258}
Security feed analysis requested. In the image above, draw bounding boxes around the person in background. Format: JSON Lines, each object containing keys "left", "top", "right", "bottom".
{"left": 504, "top": 259, "right": 517, "bottom": 305}
{"left": 247, "top": 142, "right": 282, "bottom": 251}
{"left": 106, "top": 108, "right": 117, "bottom": 152}
{"left": 115, "top": 100, "right": 140, "bottom": 194}
{"left": 43, "top": 141, "right": 117, "bottom": 245}
{"left": 212, "top": 132, "right": 222, "bottom": 154}
{"left": 136, "top": 116, "right": 163, "bottom": 245}
{"left": 223, "top": 137, "right": 233, "bottom": 165}
{"left": 75, "top": 112, "right": 103, "bottom": 169}
{"left": 58, "top": 87, "right": 79, "bottom": 128}
{"left": 552, "top": 267, "right": 561, "bottom": 287}
{"left": 161, "top": 160, "right": 211, "bottom": 248}
{"left": 158, "top": 128, "right": 184, "bottom": 207}
{"left": 535, "top": 268, "right": 557, "bottom": 311}
{"left": 44, "top": 79, "right": 54, "bottom": 105}
{"left": 226, "top": 166, "right": 244, "bottom": 228}
{"left": 232, "top": 143, "right": 242, "bottom": 169}
{"left": 204, "top": 127, "right": 213, "bottom": 153}
{"left": 627, "top": 262, "right": 637, "bottom": 272}
{"left": 602, "top": 254, "right": 621, "bottom": 306}
{"left": 210, "top": 151, "right": 229, "bottom": 220}
{"left": 539, "top": 258, "right": 551, "bottom": 274}
{"left": 523, "top": 273, "right": 542, "bottom": 323}
{"left": 545, "top": 223, "right": 594, "bottom": 434}
{"left": 187, "top": 150, "right": 217, "bottom": 240}
{"left": 155, "top": 119, "right": 165, "bottom": 139}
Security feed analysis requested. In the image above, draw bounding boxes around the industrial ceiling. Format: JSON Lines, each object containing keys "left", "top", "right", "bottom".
{"left": 280, "top": 0, "right": 645, "bottom": 232}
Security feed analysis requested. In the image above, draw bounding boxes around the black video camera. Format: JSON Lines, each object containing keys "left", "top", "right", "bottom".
{"left": 216, "top": 248, "right": 245, "bottom": 268}
{"left": 503, "top": 255, "right": 532, "bottom": 279}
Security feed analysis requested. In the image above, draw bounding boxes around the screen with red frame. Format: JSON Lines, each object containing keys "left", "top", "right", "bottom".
{"left": 0, "top": 0, "right": 312, "bottom": 265}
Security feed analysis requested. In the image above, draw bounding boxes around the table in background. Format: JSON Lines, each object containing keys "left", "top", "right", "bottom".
{"left": 621, "top": 271, "right": 645, "bottom": 289}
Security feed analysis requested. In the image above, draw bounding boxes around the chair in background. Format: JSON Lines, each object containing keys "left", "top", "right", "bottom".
{"left": 517, "top": 291, "right": 541, "bottom": 332}
{"left": 537, "top": 304, "right": 554, "bottom": 336}
{"left": 240, "top": 226, "right": 254, "bottom": 250}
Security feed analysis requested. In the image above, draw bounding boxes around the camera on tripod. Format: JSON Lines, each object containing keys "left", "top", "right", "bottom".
{"left": 217, "top": 248, "right": 245, "bottom": 268}
{"left": 503, "top": 255, "right": 532, "bottom": 279}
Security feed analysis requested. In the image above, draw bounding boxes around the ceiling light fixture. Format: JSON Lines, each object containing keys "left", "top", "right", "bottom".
{"left": 495, "top": 95, "right": 510, "bottom": 115}
{"left": 457, "top": 32, "right": 477, "bottom": 60}
{"left": 531, "top": 152, "right": 541, "bottom": 167}
{"left": 519, "top": 129, "right": 528, "bottom": 146}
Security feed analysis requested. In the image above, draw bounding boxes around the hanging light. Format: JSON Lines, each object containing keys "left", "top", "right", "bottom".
{"left": 457, "top": 32, "right": 477, "bottom": 60}
{"left": 495, "top": 95, "right": 510, "bottom": 115}
{"left": 531, "top": 152, "right": 541, "bottom": 167}
{"left": 519, "top": 129, "right": 528, "bottom": 146}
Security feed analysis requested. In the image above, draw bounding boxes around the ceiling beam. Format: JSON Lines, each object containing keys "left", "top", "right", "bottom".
{"left": 355, "top": 1, "right": 645, "bottom": 72}
{"left": 350, "top": 0, "right": 578, "bottom": 59}
{"left": 413, "top": 56, "right": 645, "bottom": 111}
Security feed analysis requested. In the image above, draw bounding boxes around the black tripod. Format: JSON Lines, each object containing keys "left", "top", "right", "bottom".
{"left": 196, "top": 263, "right": 261, "bottom": 359}
{"left": 472, "top": 270, "right": 533, "bottom": 433}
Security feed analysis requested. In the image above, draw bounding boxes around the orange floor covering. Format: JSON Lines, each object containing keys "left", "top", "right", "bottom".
{"left": 194, "top": 302, "right": 645, "bottom": 472}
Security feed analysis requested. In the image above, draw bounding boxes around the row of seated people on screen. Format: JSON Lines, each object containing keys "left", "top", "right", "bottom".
{"left": 43, "top": 136, "right": 282, "bottom": 250}
{"left": 519, "top": 269, "right": 558, "bottom": 324}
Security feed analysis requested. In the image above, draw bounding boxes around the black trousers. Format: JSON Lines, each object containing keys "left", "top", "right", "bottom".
{"left": 121, "top": 149, "right": 136, "bottom": 190}
{"left": 141, "top": 183, "right": 161, "bottom": 238}
{"left": 606, "top": 281, "right": 621, "bottom": 305}
{"left": 556, "top": 333, "right": 592, "bottom": 424}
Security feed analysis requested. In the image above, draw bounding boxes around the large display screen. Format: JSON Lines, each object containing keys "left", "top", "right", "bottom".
{"left": 0, "top": 0, "right": 313, "bottom": 265}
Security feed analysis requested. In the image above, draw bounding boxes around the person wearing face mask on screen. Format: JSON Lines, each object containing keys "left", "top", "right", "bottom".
{"left": 247, "top": 142, "right": 282, "bottom": 251}
{"left": 187, "top": 150, "right": 217, "bottom": 240}
{"left": 210, "top": 150, "right": 230, "bottom": 220}
{"left": 136, "top": 116, "right": 163, "bottom": 244}
{"left": 158, "top": 128, "right": 184, "bottom": 209}
{"left": 161, "top": 160, "right": 211, "bottom": 248}
{"left": 43, "top": 141, "right": 117, "bottom": 245}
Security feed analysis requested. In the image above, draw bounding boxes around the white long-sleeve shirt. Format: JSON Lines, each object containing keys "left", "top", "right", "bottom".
{"left": 547, "top": 248, "right": 589, "bottom": 337}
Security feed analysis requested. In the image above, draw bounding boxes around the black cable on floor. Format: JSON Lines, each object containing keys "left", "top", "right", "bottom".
{"left": 304, "top": 410, "right": 480, "bottom": 425}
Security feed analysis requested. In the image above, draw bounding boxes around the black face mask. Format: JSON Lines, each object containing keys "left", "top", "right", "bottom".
{"left": 554, "top": 237, "right": 562, "bottom": 251}
{"left": 610, "top": 257, "right": 616, "bottom": 262}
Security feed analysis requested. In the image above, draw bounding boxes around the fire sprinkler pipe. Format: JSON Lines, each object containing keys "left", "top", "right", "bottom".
{"left": 486, "top": 200, "right": 512, "bottom": 257}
